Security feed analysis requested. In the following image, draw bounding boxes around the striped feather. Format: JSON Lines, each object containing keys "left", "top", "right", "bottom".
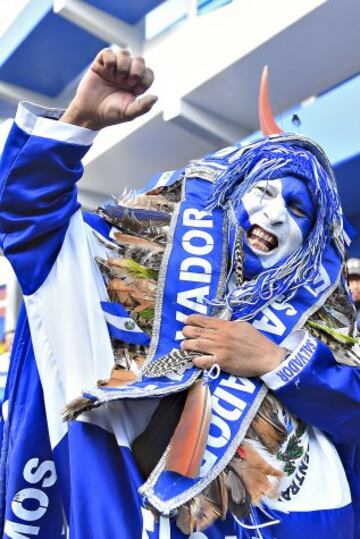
{"left": 112, "top": 232, "right": 164, "bottom": 253}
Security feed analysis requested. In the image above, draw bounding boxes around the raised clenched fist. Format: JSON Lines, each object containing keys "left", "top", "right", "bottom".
{"left": 61, "top": 48, "right": 157, "bottom": 130}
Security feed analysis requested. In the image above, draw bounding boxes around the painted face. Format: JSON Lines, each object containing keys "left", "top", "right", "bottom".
{"left": 349, "top": 276, "right": 360, "bottom": 304}
{"left": 235, "top": 176, "right": 314, "bottom": 277}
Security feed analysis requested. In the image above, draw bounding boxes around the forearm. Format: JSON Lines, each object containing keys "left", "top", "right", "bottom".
{"left": 60, "top": 101, "right": 99, "bottom": 130}
{"left": 262, "top": 331, "right": 360, "bottom": 443}
{"left": 0, "top": 102, "right": 96, "bottom": 294}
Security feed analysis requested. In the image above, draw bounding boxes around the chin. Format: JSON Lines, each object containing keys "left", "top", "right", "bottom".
{"left": 242, "top": 242, "right": 264, "bottom": 279}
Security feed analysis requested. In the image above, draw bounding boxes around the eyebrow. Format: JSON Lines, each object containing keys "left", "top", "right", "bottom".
{"left": 255, "top": 180, "right": 276, "bottom": 194}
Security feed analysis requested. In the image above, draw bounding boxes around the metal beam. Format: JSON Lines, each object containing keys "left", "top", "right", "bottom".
{"left": 163, "top": 98, "right": 250, "bottom": 147}
{"left": 53, "top": 0, "right": 144, "bottom": 54}
{"left": 0, "top": 64, "right": 91, "bottom": 116}
{"left": 78, "top": 187, "right": 109, "bottom": 210}
{"left": 0, "top": 80, "right": 56, "bottom": 107}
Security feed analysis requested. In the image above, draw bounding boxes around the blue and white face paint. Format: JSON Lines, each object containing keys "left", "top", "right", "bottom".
{"left": 235, "top": 176, "right": 314, "bottom": 277}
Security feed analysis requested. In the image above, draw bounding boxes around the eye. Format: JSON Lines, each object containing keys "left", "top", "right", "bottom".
{"left": 289, "top": 202, "right": 307, "bottom": 218}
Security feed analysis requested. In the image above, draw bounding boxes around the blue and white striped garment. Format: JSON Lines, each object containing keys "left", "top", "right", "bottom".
{"left": 0, "top": 102, "right": 358, "bottom": 538}
{"left": 0, "top": 353, "right": 9, "bottom": 404}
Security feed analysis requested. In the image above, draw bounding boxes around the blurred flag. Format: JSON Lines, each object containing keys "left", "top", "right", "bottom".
{"left": 0, "top": 283, "right": 8, "bottom": 402}
{"left": 0, "top": 284, "right": 6, "bottom": 342}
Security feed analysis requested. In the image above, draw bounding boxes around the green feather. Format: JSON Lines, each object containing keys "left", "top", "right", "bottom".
{"left": 306, "top": 320, "right": 359, "bottom": 345}
{"left": 121, "top": 258, "right": 158, "bottom": 281}
{"left": 139, "top": 308, "right": 155, "bottom": 320}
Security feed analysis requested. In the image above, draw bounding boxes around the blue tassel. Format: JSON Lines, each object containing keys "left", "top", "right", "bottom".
{"left": 205, "top": 139, "right": 344, "bottom": 321}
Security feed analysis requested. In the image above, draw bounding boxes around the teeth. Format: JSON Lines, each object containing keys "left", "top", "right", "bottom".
{"left": 251, "top": 227, "right": 277, "bottom": 245}
{"left": 247, "top": 225, "right": 278, "bottom": 252}
{"left": 248, "top": 237, "right": 270, "bottom": 252}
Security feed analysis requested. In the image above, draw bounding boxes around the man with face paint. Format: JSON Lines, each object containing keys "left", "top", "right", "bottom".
{"left": 347, "top": 258, "right": 360, "bottom": 331}
{"left": 1, "top": 48, "right": 360, "bottom": 539}
{"left": 235, "top": 176, "right": 314, "bottom": 276}
{"left": 179, "top": 75, "right": 360, "bottom": 537}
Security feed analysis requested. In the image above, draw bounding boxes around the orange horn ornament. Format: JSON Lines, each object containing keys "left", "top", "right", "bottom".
{"left": 258, "top": 65, "right": 283, "bottom": 136}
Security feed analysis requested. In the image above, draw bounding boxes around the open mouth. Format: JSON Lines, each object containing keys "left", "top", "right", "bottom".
{"left": 247, "top": 225, "right": 278, "bottom": 253}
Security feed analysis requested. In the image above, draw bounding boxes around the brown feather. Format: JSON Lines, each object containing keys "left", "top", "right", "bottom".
{"left": 124, "top": 193, "right": 174, "bottom": 212}
{"left": 97, "top": 206, "right": 170, "bottom": 234}
{"left": 191, "top": 495, "right": 221, "bottom": 531}
{"left": 174, "top": 436, "right": 283, "bottom": 533}
{"left": 97, "top": 367, "right": 137, "bottom": 388}
{"left": 224, "top": 463, "right": 251, "bottom": 519}
{"left": 237, "top": 441, "right": 283, "bottom": 504}
{"left": 132, "top": 301, "right": 154, "bottom": 313}
{"left": 165, "top": 380, "right": 211, "bottom": 478}
{"left": 176, "top": 495, "right": 221, "bottom": 535}
{"left": 176, "top": 464, "right": 249, "bottom": 533}
{"left": 225, "top": 467, "right": 245, "bottom": 505}
{"left": 251, "top": 414, "right": 286, "bottom": 453}
{"left": 112, "top": 232, "right": 164, "bottom": 252}
{"left": 249, "top": 394, "right": 287, "bottom": 453}
{"left": 62, "top": 397, "right": 96, "bottom": 422}
{"left": 208, "top": 471, "right": 228, "bottom": 520}
{"left": 176, "top": 505, "right": 194, "bottom": 535}
{"left": 107, "top": 276, "right": 156, "bottom": 311}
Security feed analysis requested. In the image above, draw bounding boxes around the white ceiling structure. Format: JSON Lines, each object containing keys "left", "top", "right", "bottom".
{"left": 79, "top": 0, "right": 360, "bottom": 205}
{"left": 0, "top": 0, "right": 360, "bottom": 209}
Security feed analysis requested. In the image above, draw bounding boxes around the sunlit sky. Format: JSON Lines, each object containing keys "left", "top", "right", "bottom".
{"left": 0, "top": 0, "right": 29, "bottom": 38}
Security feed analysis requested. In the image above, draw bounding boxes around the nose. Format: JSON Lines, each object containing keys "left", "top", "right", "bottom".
{"left": 263, "top": 199, "right": 287, "bottom": 226}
